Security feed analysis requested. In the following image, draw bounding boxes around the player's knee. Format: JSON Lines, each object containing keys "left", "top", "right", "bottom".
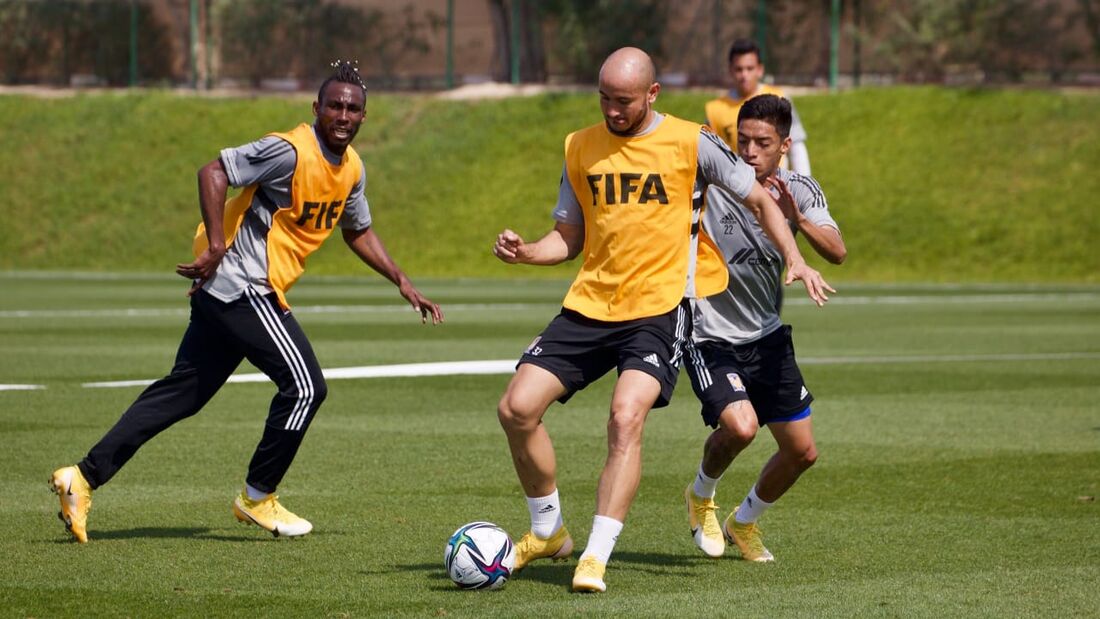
{"left": 311, "top": 377, "right": 328, "bottom": 408}
{"left": 497, "top": 393, "right": 539, "bottom": 432}
{"left": 787, "top": 443, "right": 818, "bottom": 471}
{"left": 606, "top": 404, "right": 647, "bottom": 446}
{"left": 725, "top": 415, "right": 758, "bottom": 446}
{"left": 717, "top": 407, "right": 758, "bottom": 447}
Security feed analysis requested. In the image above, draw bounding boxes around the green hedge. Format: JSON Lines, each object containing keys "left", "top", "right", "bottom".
{"left": 1, "top": 87, "right": 1096, "bottom": 282}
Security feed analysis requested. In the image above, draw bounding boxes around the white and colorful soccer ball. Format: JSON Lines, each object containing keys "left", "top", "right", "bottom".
{"left": 444, "top": 521, "right": 516, "bottom": 590}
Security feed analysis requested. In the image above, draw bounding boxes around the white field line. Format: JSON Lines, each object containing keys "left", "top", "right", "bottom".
{"left": 0, "top": 384, "right": 45, "bottom": 391}
{"left": 0, "top": 303, "right": 554, "bottom": 319}
{"left": 4, "top": 292, "right": 1100, "bottom": 320}
{"left": 79, "top": 352, "right": 1100, "bottom": 389}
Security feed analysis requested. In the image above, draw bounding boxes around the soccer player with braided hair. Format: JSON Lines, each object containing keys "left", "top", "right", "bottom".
{"left": 50, "top": 60, "right": 442, "bottom": 542}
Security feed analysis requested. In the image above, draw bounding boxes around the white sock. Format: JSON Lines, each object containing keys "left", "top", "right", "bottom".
{"left": 735, "top": 485, "right": 774, "bottom": 524}
{"left": 692, "top": 463, "right": 721, "bottom": 499}
{"left": 579, "top": 515, "right": 623, "bottom": 565}
{"left": 245, "top": 483, "right": 269, "bottom": 501}
{"left": 526, "top": 490, "right": 563, "bottom": 539}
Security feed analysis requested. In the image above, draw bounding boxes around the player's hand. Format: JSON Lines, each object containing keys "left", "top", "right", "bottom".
{"left": 785, "top": 261, "right": 835, "bottom": 307}
{"left": 399, "top": 281, "right": 443, "bottom": 325}
{"left": 764, "top": 176, "right": 800, "bottom": 224}
{"left": 492, "top": 229, "right": 527, "bottom": 264}
{"left": 176, "top": 245, "right": 226, "bottom": 296}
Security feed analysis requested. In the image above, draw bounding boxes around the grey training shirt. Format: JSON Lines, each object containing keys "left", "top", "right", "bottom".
{"left": 201, "top": 125, "right": 371, "bottom": 303}
{"left": 693, "top": 167, "right": 839, "bottom": 345}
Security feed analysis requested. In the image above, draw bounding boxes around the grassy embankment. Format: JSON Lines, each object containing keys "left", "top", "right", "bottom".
{"left": 1, "top": 87, "right": 1097, "bottom": 282}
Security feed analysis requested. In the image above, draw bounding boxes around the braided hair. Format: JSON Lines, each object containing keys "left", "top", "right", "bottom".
{"left": 317, "top": 59, "right": 366, "bottom": 103}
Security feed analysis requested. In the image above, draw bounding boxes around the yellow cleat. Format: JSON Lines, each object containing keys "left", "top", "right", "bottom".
{"left": 513, "top": 526, "right": 573, "bottom": 571}
{"left": 724, "top": 507, "right": 774, "bottom": 562}
{"left": 684, "top": 485, "right": 725, "bottom": 557}
{"left": 50, "top": 466, "right": 92, "bottom": 544}
{"left": 232, "top": 491, "right": 312, "bottom": 538}
{"left": 571, "top": 556, "right": 607, "bottom": 593}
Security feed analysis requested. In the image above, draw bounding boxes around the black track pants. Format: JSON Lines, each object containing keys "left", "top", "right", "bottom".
{"left": 78, "top": 288, "right": 327, "bottom": 493}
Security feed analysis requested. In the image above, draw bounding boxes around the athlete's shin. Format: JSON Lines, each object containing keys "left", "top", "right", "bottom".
{"left": 756, "top": 418, "right": 817, "bottom": 502}
{"left": 702, "top": 400, "right": 759, "bottom": 478}
{"left": 597, "top": 379, "right": 654, "bottom": 520}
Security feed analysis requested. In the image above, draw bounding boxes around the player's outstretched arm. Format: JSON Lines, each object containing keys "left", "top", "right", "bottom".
{"left": 176, "top": 158, "right": 230, "bottom": 294}
{"left": 342, "top": 227, "right": 443, "bottom": 324}
{"left": 742, "top": 182, "right": 835, "bottom": 307}
{"left": 492, "top": 222, "right": 583, "bottom": 266}
{"left": 764, "top": 176, "right": 846, "bottom": 265}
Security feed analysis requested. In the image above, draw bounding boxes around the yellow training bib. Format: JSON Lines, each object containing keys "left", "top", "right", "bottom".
{"left": 193, "top": 123, "right": 363, "bottom": 309}
{"left": 562, "top": 115, "right": 728, "bottom": 321}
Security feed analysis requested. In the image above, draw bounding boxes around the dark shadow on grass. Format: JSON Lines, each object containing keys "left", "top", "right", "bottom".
{"left": 382, "top": 560, "right": 576, "bottom": 590}
{"left": 384, "top": 551, "right": 707, "bottom": 590}
{"left": 78, "top": 527, "right": 272, "bottom": 542}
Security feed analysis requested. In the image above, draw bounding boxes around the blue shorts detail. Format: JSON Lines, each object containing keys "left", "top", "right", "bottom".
{"left": 766, "top": 405, "right": 811, "bottom": 425}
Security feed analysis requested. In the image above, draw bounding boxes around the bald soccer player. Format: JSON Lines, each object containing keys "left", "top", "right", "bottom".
{"left": 492, "top": 47, "right": 833, "bottom": 593}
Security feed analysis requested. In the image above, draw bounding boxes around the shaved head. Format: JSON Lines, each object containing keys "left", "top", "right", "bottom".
{"left": 597, "top": 47, "right": 660, "bottom": 135}
{"left": 599, "top": 47, "right": 657, "bottom": 92}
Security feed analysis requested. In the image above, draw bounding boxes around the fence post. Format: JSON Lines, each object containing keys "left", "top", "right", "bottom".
{"left": 190, "top": 0, "right": 199, "bottom": 89}
{"left": 829, "top": 0, "right": 840, "bottom": 91}
{"left": 129, "top": 0, "right": 139, "bottom": 87}
{"left": 510, "top": 0, "right": 521, "bottom": 84}
{"left": 446, "top": 0, "right": 455, "bottom": 89}
{"left": 755, "top": 0, "right": 767, "bottom": 66}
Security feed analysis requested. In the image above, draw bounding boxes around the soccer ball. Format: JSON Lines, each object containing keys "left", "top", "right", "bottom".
{"left": 444, "top": 521, "right": 516, "bottom": 590}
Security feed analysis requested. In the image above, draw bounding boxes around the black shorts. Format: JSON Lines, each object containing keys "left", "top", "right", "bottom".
{"left": 518, "top": 300, "right": 691, "bottom": 409}
{"left": 683, "top": 324, "right": 813, "bottom": 428}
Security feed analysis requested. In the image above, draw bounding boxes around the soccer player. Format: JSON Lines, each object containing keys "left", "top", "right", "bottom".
{"left": 49, "top": 61, "right": 442, "bottom": 543}
{"left": 492, "top": 47, "right": 833, "bottom": 592}
{"left": 682, "top": 94, "right": 846, "bottom": 562}
{"left": 705, "top": 39, "right": 811, "bottom": 175}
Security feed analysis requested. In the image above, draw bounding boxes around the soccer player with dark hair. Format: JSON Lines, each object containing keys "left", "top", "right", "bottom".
{"left": 682, "top": 93, "right": 846, "bottom": 562}
{"left": 50, "top": 60, "right": 442, "bottom": 543}
{"left": 492, "top": 48, "right": 833, "bottom": 592}
{"left": 706, "top": 38, "right": 811, "bottom": 175}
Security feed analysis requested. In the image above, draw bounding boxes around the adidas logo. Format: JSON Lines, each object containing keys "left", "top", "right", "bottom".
{"left": 642, "top": 353, "right": 660, "bottom": 367}
{"left": 720, "top": 212, "right": 738, "bottom": 224}
{"left": 800, "top": 385, "right": 809, "bottom": 399}
{"left": 538, "top": 504, "right": 556, "bottom": 514}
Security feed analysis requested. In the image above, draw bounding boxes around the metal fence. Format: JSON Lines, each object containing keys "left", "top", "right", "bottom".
{"left": 1, "top": 0, "right": 1097, "bottom": 91}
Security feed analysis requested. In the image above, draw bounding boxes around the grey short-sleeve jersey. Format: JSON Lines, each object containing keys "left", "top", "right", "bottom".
{"left": 694, "top": 167, "right": 838, "bottom": 345}
{"left": 201, "top": 126, "right": 370, "bottom": 303}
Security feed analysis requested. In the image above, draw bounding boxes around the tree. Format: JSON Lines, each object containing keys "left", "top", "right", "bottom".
{"left": 486, "top": 0, "right": 546, "bottom": 83}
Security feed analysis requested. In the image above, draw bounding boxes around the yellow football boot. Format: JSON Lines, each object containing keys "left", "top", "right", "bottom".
{"left": 50, "top": 466, "right": 92, "bottom": 543}
{"left": 724, "top": 507, "right": 774, "bottom": 562}
{"left": 513, "top": 526, "right": 573, "bottom": 571}
{"left": 571, "top": 556, "right": 607, "bottom": 593}
{"left": 684, "top": 485, "right": 725, "bottom": 557}
{"left": 232, "top": 491, "right": 313, "bottom": 537}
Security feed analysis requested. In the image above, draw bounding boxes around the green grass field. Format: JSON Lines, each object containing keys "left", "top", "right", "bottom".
{"left": 1, "top": 272, "right": 1098, "bottom": 617}
{"left": 2, "top": 86, "right": 1099, "bottom": 281}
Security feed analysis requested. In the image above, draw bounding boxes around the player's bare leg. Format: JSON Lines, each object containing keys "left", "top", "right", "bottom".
{"left": 701, "top": 400, "right": 760, "bottom": 478}
{"left": 687, "top": 400, "right": 759, "bottom": 556}
{"left": 757, "top": 416, "right": 818, "bottom": 502}
{"left": 726, "top": 416, "right": 817, "bottom": 562}
{"left": 498, "top": 363, "right": 567, "bottom": 497}
{"left": 594, "top": 369, "right": 661, "bottom": 520}
{"left": 498, "top": 363, "right": 574, "bottom": 570}
{"left": 574, "top": 369, "right": 661, "bottom": 592}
